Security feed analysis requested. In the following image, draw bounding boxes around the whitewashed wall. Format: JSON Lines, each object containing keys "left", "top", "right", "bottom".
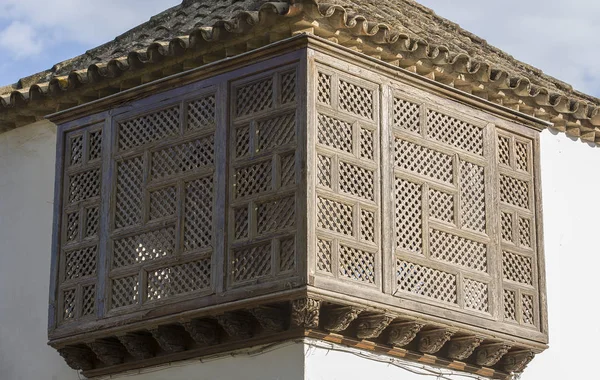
{"left": 0, "top": 121, "right": 597, "bottom": 380}
{"left": 523, "top": 130, "right": 600, "bottom": 379}
{"left": 0, "top": 120, "right": 77, "bottom": 380}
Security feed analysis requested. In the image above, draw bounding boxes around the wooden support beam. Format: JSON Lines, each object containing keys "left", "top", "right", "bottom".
{"left": 447, "top": 336, "right": 484, "bottom": 361}
{"left": 249, "top": 306, "right": 287, "bottom": 332}
{"left": 502, "top": 350, "right": 535, "bottom": 373}
{"left": 117, "top": 332, "right": 156, "bottom": 359}
{"left": 58, "top": 346, "right": 95, "bottom": 371}
{"left": 87, "top": 339, "right": 127, "bottom": 365}
{"left": 216, "top": 312, "right": 254, "bottom": 338}
{"left": 386, "top": 321, "right": 425, "bottom": 347}
{"left": 323, "top": 305, "right": 363, "bottom": 333}
{"left": 475, "top": 343, "right": 511, "bottom": 367}
{"left": 150, "top": 325, "right": 188, "bottom": 353}
{"left": 356, "top": 314, "right": 394, "bottom": 340}
{"left": 417, "top": 329, "right": 455, "bottom": 354}
{"left": 183, "top": 319, "right": 220, "bottom": 345}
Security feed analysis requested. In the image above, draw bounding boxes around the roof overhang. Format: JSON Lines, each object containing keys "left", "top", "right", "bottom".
{"left": 1, "top": 0, "right": 589, "bottom": 142}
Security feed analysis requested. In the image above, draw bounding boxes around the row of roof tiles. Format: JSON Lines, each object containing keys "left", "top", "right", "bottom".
{"left": 0, "top": 0, "right": 598, "bottom": 144}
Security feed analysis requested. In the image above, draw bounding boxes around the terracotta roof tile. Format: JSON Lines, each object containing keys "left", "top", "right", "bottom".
{"left": 1, "top": 0, "right": 599, "bottom": 144}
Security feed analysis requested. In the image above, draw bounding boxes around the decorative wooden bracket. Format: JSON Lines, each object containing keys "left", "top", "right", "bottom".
{"left": 475, "top": 343, "right": 512, "bottom": 366}
{"left": 387, "top": 321, "right": 425, "bottom": 347}
{"left": 117, "top": 332, "right": 156, "bottom": 359}
{"left": 150, "top": 325, "right": 188, "bottom": 353}
{"left": 447, "top": 336, "right": 484, "bottom": 361}
{"left": 502, "top": 350, "right": 535, "bottom": 373}
{"left": 216, "top": 312, "right": 254, "bottom": 338}
{"left": 291, "top": 298, "right": 321, "bottom": 328}
{"left": 418, "top": 328, "right": 455, "bottom": 354}
{"left": 87, "top": 339, "right": 127, "bottom": 365}
{"left": 356, "top": 314, "right": 395, "bottom": 339}
{"left": 182, "top": 319, "right": 220, "bottom": 345}
{"left": 249, "top": 306, "right": 286, "bottom": 332}
{"left": 323, "top": 306, "right": 363, "bottom": 332}
{"left": 58, "top": 346, "right": 95, "bottom": 370}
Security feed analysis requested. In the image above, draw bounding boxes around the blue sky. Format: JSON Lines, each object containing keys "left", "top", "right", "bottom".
{"left": 1, "top": 0, "right": 599, "bottom": 98}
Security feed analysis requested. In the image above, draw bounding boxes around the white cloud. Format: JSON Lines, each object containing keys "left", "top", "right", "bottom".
{"left": 0, "top": 0, "right": 179, "bottom": 58}
{"left": 0, "top": 21, "right": 43, "bottom": 59}
{"left": 418, "top": 0, "right": 600, "bottom": 97}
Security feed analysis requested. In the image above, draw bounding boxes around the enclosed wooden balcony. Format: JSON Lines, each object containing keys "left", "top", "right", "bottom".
{"left": 48, "top": 36, "right": 548, "bottom": 379}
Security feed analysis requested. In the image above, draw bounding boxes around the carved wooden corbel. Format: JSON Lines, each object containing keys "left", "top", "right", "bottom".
{"left": 150, "top": 325, "right": 188, "bottom": 353}
{"left": 418, "top": 328, "right": 455, "bottom": 354}
{"left": 249, "top": 306, "right": 286, "bottom": 332}
{"left": 386, "top": 321, "right": 425, "bottom": 347}
{"left": 323, "top": 306, "right": 363, "bottom": 332}
{"left": 216, "top": 312, "right": 254, "bottom": 338}
{"left": 183, "top": 319, "right": 220, "bottom": 345}
{"left": 475, "top": 343, "right": 512, "bottom": 367}
{"left": 291, "top": 298, "right": 321, "bottom": 328}
{"left": 58, "top": 346, "right": 95, "bottom": 371}
{"left": 446, "top": 336, "right": 484, "bottom": 361}
{"left": 117, "top": 332, "right": 156, "bottom": 359}
{"left": 87, "top": 339, "right": 127, "bottom": 365}
{"left": 502, "top": 350, "right": 535, "bottom": 373}
{"left": 356, "top": 314, "right": 395, "bottom": 339}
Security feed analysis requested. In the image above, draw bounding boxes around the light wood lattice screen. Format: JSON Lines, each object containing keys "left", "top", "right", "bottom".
{"left": 314, "top": 69, "right": 381, "bottom": 288}
{"left": 228, "top": 69, "right": 300, "bottom": 287}
{"left": 313, "top": 64, "right": 542, "bottom": 333}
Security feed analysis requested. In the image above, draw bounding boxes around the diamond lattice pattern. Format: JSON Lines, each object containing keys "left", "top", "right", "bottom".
{"left": 396, "top": 260, "right": 457, "bottom": 304}
{"left": 109, "top": 96, "right": 216, "bottom": 311}
{"left": 390, "top": 95, "right": 542, "bottom": 324}
{"left": 59, "top": 126, "right": 103, "bottom": 323}
{"left": 228, "top": 69, "right": 299, "bottom": 286}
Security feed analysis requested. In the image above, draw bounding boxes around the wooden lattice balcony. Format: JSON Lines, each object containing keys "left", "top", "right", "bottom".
{"left": 48, "top": 37, "right": 548, "bottom": 379}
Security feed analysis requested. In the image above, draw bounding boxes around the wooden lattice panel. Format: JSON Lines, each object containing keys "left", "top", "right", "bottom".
{"left": 497, "top": 131, "right": 539, "bottom": 328}
{"left": 227, "top": 68, "right": 299, "bottom": 287}
{"left": 314, "top": 68, "right": 380, "bottom": 288}
{"left": 108, "top": 91, "right": 218, "bottom": 311}
{"left": 58, "top": 123, "right": 104, "bottom": 323}
{"left": 392, "top": 96, "right": 492, "bottom": 315}
{"left": 388, "top": 91, "right": 541, "bottom": 331}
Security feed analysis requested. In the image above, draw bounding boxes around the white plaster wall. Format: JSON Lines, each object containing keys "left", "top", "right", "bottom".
{"left": 521, "top": 130, "right": 600, "bottom": 379}
{"left": 97, "top": 342, "right": 305, "bottom": 380}
{"left": 0, "top": 120, "right": 78, "bottom": 380}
